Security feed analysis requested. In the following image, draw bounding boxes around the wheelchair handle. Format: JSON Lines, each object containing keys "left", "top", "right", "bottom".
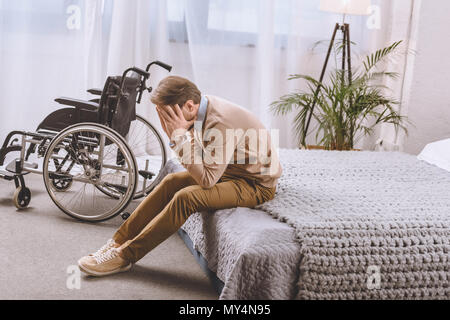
{"left": 123, "top": 67, "right": 150, "bottom": 79}
{"left": 146, "top": 60, "right": 172, "bottom": 72}
{"left": 120, "top": 66, "right": 149, "bottom": 101}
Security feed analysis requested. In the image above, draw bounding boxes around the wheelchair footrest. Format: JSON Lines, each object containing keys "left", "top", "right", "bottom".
{"left": 0, "top": 169, "right": 15, "bottom": 181}
{"left": 6, "top": 158, "right": 38, "bottom": 173}
{"left": 24, "top": 162, "right": 38, "bottom": 169}
{"left": 139, "top": 170, "right": 155, "bottom": 180}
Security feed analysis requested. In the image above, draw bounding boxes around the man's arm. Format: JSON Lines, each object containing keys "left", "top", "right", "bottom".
{"left": 171, "top": 122, "right": 235, "bottom": 189}
{"left": 157, "top": 105, "right": 235, "bottom": 188}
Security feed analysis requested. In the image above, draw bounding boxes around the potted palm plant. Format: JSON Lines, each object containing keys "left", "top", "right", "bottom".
{"left": 271, "top": 41, "right": 408, "bottom": 150}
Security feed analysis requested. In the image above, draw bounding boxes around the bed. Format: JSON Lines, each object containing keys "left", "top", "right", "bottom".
{"left": 162, "top": 148, "right": 450, "bottom": 300}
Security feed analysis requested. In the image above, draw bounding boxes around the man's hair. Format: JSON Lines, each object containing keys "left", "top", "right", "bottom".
{"left": 151, "top": 75, "right": 201, "bottom": 107}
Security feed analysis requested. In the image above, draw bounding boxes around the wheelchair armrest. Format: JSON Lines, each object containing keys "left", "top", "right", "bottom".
{"left": 54, "top": 97, "right": 99, "bottom": 111}
{"left": 87, "top": 88, "right": 102, "bottom": 95}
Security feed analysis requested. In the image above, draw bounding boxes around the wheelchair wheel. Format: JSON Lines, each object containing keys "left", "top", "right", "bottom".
{"left": 13, "top": 187, "right": 31, "bottom": 209}
{"left": 42, "top": 123, "right": 138, "bottom": 222}
{"left": 127, "top": 115, "right": 166, "bottom": 198}
{"left": 96, "top": 115, "right": 166, "bottom": 199}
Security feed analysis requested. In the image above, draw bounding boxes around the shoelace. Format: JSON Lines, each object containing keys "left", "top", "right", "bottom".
{"left": 94, "top": 248, "right": 119, "bottom": 264}
{"left": 91, "top": 239, "right": 116, "bottom": 258}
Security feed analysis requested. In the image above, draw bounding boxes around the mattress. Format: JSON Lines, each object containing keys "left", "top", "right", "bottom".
{"left": 164, "top": 148, "right": 449, "bottom": 300}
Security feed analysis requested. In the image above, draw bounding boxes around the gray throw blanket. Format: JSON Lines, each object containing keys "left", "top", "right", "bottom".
{"left": 256, "top": 149, "right": 450, "bottom": 299}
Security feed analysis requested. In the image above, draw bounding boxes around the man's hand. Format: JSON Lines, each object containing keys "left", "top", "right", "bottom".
{"left": 156, "top": 104, "right": 196, "bottom": 140}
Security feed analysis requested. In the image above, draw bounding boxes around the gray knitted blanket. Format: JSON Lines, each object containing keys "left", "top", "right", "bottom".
{"left": 256, "top": 149, "right": 450, "bottom": 299}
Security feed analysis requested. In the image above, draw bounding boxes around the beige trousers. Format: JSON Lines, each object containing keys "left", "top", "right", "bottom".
{"left": 113, "top": 171, "right": 276, "bottom": 263}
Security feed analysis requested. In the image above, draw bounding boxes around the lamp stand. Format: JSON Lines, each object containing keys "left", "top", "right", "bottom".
{"left": 302, "top": 22, "right": 353, "bottom": 148}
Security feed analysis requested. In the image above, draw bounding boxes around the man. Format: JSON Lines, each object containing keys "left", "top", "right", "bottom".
{"left": 78, "top": 75, "right": 282, "bottom": 276}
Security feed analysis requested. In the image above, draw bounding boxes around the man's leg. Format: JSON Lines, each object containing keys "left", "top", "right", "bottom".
{"left": 119, "top": 178, "right": 275, "bottom": 263}
{"left": 113, "top": 171, "right": 197, "bottom": 245}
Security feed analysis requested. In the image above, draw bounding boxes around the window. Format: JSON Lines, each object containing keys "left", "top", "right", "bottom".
{"left": 167, "top": 0, "right": 188, "bottom": 43}
{"left": 166, "top": 0, "right": 305, "bottom": 48}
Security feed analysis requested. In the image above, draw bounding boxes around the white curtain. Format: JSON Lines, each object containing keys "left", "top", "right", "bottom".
{"left": 0, "top": 0, "right": 90, "bottom": 140}
{"left": 0, "top": 0, "right": 413, "bottom": 151}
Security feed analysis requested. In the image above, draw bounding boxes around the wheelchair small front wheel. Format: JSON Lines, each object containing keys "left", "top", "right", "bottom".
{"left": 13, "top": 187, "right": 31, "bottom": 209}
{"left": 43, "top": 123, "right": 138, "bottom": 222}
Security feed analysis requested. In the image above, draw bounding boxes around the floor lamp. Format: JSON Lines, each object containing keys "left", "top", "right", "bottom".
{"left": 302, "top": 0, "right": 371, "bottom": 148}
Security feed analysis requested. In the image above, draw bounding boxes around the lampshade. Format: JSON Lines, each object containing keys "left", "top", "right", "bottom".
{"left": 319, "top": 0, "right": 371, "bottom": 16}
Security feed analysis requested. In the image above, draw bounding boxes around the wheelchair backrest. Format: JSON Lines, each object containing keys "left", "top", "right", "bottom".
{"left": 98, "top": 76, "right": 141, "bottom": 138}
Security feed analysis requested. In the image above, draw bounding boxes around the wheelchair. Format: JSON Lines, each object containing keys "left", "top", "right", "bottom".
{"left": 0, "top": 60, "right": 172, "bottom": 222}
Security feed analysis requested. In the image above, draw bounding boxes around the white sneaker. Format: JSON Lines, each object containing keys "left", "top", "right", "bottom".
{"left": 78, "top": 248, "right": 131, "bottom": 277}
{"left": 89, "top": 239, "right": 118, "bottom": 257}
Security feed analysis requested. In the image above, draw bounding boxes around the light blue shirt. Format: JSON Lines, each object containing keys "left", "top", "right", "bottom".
{"left": 194, "top": 95, "right": 208, "bottom": 132}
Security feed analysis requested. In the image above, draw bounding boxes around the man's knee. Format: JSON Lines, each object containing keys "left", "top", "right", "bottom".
{"left": 160, "top": 172, "right": 188, "bottom": 187}
{"left": 161, "top": 172, "right": 177, "bottom": 184}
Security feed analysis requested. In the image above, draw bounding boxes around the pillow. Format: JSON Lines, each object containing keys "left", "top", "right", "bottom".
{"left": 417, "top": 138, "right": 450, "bottom": 172}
